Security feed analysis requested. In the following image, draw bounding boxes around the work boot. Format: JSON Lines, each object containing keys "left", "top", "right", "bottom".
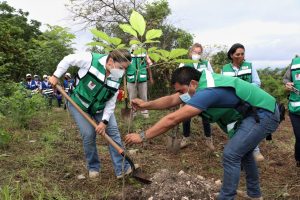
{"left": 205, "top": 136, "right": 215, "bottom": 151}
{"left": 180, "top": 136, "right": 191, "bottom": 149}
{"left": 254, "top": 151, "right": 265, "bottom": 162}
{"left": 89, "top": 171, "right": 99, "bottom": 179}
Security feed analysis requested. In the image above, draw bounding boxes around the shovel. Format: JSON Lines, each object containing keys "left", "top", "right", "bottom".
{"left": 55, "top": 85, "right": 151, "bottom": 184}
{"left": 166, "top": 123, "right": 181, "bottom": 154}
{"left": 121, "top": 77, "right": 132, "bottom": 120}
{"left": 166, "top": 105, "right": 182, "bottom": 154}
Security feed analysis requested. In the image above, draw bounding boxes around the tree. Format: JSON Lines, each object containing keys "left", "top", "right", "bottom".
{"left": 27, "top": 25, "right": 75, "bottom": 76}
{"left": 67, "top": 0, "right": 193, "bottom": 50}
{"left": 210, "top": 50, "right": 230, "bottom": 73}
{"left": 0, "top": 2, "right": 75, "bottom": 82}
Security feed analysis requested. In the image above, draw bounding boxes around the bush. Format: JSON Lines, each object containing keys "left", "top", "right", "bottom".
{"left": 0, "top": 83, "right": 47, "bottom": 128}
{"left": 0, "top": 129, "right": 11, "bottom": 149}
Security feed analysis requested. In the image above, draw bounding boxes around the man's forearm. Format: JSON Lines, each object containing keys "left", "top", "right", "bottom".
{"left": 144, "top": 105, "right": 202, "bottom": 140}
{"left": 145, "top": 93, "right": 181, "bottom": 110}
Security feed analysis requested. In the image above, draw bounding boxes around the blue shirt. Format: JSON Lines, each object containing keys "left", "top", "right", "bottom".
{"left": 186, "top": 88, "right": 240, "bottom": 111}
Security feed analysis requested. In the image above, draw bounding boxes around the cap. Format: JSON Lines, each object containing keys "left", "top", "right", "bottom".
{"left": 26, "top": 74, "right": 32, "bottom": 77}
{"left": 65, "top": 73, "right": 71, "bottom": 78}
{"left": 43, "top": 75, "right": 48, "bottom": 79}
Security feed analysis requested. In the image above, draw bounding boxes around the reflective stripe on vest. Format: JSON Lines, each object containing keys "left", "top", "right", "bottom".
{"left": 237, "top": 69, "right": 251, "bottom": 76}
{"left": 222, "top": 72, "right": 236, "bottom": 76}
{"left": 291, "top": 63, "right": 300, "bottom": 70}
{"left": 290, "top": 101, "right": 300, "bottom": 107}
{"left": 89, "top": 65, "right": 105, "bottom": 82}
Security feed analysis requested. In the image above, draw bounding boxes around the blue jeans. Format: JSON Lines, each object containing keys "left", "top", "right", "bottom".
{"left": 68, "top": 103, "right": 130, "bottom": 176}
{"left": 218, "top": 106, "right": 280, "bottom": 200}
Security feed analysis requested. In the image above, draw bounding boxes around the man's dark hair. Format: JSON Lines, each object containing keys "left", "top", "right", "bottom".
{"left": 171, "top": 67, "right": 201, "bottom": 86}
{"left": 108, "top": 49, "right": 132, "bottom": 63}
{"left": 227, "top": 43, "right": 245, "bottom": 60}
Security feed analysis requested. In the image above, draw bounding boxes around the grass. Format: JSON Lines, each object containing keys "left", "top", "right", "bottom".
{"left": 0, "top": 102, "right": 300, "bottom": 199}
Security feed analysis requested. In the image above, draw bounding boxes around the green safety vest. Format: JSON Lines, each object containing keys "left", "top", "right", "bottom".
{"left": 288, "top": 57, "right": 300, "bottom": 115}
{"left": 184, "top": 60, "right": 209, "bottom": 72}
{"left": 126, "top": 54, "right": 147, "bottom": 83}
{"left": 222, "top": 61, "right": 252, "bottom": 83}
{"left": 71, "top": 53, "right": 122, "bottom": 114}
{"left": 198, "top": 70, "right": 276, "bottom": 138}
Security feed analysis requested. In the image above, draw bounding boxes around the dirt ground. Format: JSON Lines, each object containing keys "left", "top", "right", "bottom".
{"left": 1, "top": 107, "right": 300, "bottom": 199}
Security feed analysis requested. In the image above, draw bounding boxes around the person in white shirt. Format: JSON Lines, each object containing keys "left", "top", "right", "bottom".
{"left": 49, "top": 49, "right": 133, "bottom": 179}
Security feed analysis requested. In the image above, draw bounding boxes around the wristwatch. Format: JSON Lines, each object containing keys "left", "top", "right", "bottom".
{"left": 139, "top": 130, "right": 147, "bottom": 142}
{"left": 101, "top": 119, "right": 108, "bottom": 125}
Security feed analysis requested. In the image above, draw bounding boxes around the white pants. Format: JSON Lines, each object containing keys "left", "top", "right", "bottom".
{"left": 127, "top": 82, "right": 148, "bottom": 115}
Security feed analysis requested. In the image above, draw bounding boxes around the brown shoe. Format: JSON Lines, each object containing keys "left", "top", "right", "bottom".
{"left": 254, "top": 152, "right": 265, "bottom": 162}
{"left": 205, "top": 136, "right": 215, "bottom": 151}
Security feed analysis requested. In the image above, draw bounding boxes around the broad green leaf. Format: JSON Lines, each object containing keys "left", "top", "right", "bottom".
{"left": 90, "top": 29, "right": 110, "bottom": 43}
{"left": 129, "top": 40, "right": 141, "bottom": 45}
{"left": 130, "top": 10, "right": 146, "bottom": 36}
{"left": 156, "top": 49, "right": 170, "bottom": 58}
{"left": 169, "top": 49, "right": 188, "bottom": 59}
{"left": 144, "top": 40, "right": 160, "bottom": 44}
{"left": 116, "top": 44, "right": 126, "bottom": 49}
{"left": 86, "top": 41, "right": 110, "bottom": 49}
{"left": 175, "top": 59, "right": 198, "bottom": 64}
{"left": 148, "top": 53, "right": 161, "bottom": 62}
{"left": 104, "top": 46, "right": 113, "bottom": 52}
{"left": 146, "top": 29, "right": 162, "bottom": 40}
{"left": 148, "top": 47, "right": 158, "bottom": 53}
{"left": 119, "top": 24, "right": 137, "bottom": 37}
{"left": 110, "top": 37, "right": 122, "bottom": 45}
{"left": 133, "top": 47, "right": 147, "bottom": 55}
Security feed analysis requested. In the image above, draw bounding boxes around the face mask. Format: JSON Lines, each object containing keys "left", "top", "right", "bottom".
{"left": 179, "top": 83, "right": 192, "bottom": 103}
{"left": 192, "top": 54, "right": 201, "bottom": 61}
{"left": 179, "top": 92, "right": 191, "bottom": 103}
{"left": 110, "top": 68, "right": 124, "bottom": 79}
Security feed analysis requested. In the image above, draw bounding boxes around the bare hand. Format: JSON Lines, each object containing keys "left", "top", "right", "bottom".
{"left": 285, "top": 82, "right": 294, "bottom": 91}
{"left": 95, "top": 122, "right": 106, "bottom": 136}
{"left": 49, "top": 76, "right": 59, "bottom": 86}
{"left": 131, "top": 98, "right": 147, "bottom": 111}
{"left": 125, "top": 133, "right": 143, "bottom": 145}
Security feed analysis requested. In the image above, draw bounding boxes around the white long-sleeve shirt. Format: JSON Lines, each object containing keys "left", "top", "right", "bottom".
{"left": 53, "top": 53, "right": 118, "bottom": 121}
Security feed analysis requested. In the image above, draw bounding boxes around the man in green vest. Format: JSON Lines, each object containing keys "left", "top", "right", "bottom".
{"left": 49, "top": 49, "right": 133, "bottom": 179}
{"left": 126, "top": 44, "right": 154, "bottom": 118}
{"left": 125, "top": 67, "right": 280, "bottom": 200}
{"left": 283, "top": 55, "right": 300, "bottom": 167}
{"left": 221, "top": 43, "right": 264, "bottom": 162}
{"left": 178, "top": 43, "right": 214, "bottom": 150}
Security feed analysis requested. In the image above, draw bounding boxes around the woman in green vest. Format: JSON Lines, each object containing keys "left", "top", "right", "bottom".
{"left": 125, "top": 67, "right": 280, "bottom": 200}
{"left": 49, "top": 49, "right": 133, "bottom": 179}
{"left": 283, "top": 55, "right": 300, "bottom": 167}
{"left": 221, "top": 43, "right": 264, "bottom": 163}
{"left": 178, "top": 43, "right": 214, "bottom": 150}
{"left": 126, "top": 44, "right": 154, "bottom": 118}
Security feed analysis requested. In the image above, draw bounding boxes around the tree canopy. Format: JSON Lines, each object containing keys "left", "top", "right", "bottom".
{"left": 0, "top": 1, "right": 75, "bottom": 82}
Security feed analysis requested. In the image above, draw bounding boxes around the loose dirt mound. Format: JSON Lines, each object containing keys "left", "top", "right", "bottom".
{"left": 126, "top": 169, "right": 220, "bottom": 200}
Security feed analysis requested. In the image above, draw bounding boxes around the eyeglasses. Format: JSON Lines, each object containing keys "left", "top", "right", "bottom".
{"left": 192, "top": 51, "right": 202, "bottom": 55}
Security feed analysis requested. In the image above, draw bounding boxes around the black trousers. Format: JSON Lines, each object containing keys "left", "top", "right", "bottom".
{"left": 289, "top": 112, "right": 300, "bottom": 161}
{"left": 182, "top": 117, "right": 211, "bottom": 138}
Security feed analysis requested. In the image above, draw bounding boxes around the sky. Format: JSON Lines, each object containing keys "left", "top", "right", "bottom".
{"left": 4, "top": 0, "right": 300, "bottom": 68}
